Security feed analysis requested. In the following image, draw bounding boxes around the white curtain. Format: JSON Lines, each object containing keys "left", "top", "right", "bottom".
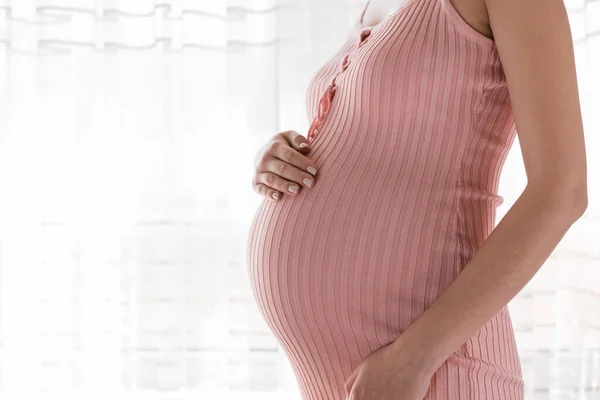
{"left": 0, "top": 0, "right": 598, "bottom": 399}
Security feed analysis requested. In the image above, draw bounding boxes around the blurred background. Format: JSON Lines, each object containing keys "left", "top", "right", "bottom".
{"left": 0, "top": 0, "right": 598, "bottom": 399}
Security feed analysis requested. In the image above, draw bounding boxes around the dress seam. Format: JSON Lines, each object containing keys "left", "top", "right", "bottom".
{"left": 452, "top": 50, "right": 493, "bottom": 361}
{"left": 451, "top": 51, "right": 493, "bottom": 399}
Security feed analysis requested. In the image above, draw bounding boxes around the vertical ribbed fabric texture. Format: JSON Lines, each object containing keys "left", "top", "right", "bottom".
{"left": 247, "top": 0, "right": 525, "bottom": 398}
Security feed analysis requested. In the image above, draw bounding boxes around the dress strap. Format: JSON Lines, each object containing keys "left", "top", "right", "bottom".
{"left": 358, "top": 0, "right": 372, "bottom": 26}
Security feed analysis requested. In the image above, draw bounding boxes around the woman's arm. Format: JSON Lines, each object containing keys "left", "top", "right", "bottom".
{"left": 391, "top": 0, "right": 588, "bottom": 375}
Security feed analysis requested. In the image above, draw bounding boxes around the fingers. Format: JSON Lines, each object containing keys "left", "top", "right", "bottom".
{"left": 253, "top": 182, "right": 281, "bottom": 201}
{"left": 268, "top": 137, "right": 318, "bottom": 177}
{"left": 278, "top": 130, "right": 311, "bottom": 153}
{"left": 253, "top": 161, "right": 311, "bottom": 199}
{"left": 262, "top": 153, "right": 315, "bottom": 187}
{"left": 252, "top": 131, "right": 319, "bottom": 201}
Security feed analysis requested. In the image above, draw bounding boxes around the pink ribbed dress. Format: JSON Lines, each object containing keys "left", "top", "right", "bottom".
{"left": 247, "top": 0, "right": 525, "bottom": 398}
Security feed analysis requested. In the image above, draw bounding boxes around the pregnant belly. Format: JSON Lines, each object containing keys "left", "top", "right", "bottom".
{"left": 246, "top": 148, "right": 460, "bottom": 350}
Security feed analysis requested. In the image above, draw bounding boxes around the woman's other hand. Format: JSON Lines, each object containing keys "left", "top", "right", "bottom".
{"left": 252, "top": 130, "right": 318, "bottom": 201}
{"left": 344, "top": 339, "right": 434, "bottom": 400}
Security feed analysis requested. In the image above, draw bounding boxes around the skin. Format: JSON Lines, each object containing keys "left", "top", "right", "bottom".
{"left": 252, "top": 0, "right": 588, "bottom": 398}
{"left": 252, "top": 130, "right": 317, "bottom": 200}
{"left": 344, "top": 0, "right": 589, "bottom": 398}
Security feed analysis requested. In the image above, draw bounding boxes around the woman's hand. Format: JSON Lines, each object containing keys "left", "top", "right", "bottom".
{"left": 344, "top": 339, "right": 434, "bottom": 400}
{"left": 252, "top": 130, "right": 318, "bottom": 201}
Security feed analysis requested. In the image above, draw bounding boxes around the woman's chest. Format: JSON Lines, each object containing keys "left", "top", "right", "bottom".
{"left": 304, "top": 2, "right": 494, "bottom": 125}
{"left": 304, "top": 18, "right": 434, "bottom": 123}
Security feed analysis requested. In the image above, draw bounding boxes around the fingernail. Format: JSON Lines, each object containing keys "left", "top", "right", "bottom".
{"left": 299, "top": 142, "right": 310, "bottom": 148}
{"left": 303, "top": 178, "right": 313, "bottom": 188}
{"left": 288, "top": 185, "right": 299, "bottom": 193}
{"left": 307, "top": 166, "right": 317, "bottom": 175}
{"left": 272, "top": 192, "right": 279, "bottom": 199}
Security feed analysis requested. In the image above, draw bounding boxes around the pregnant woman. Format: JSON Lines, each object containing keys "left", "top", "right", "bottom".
{"left": 247, "top": 0, "right": 587, "bottom": 398}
